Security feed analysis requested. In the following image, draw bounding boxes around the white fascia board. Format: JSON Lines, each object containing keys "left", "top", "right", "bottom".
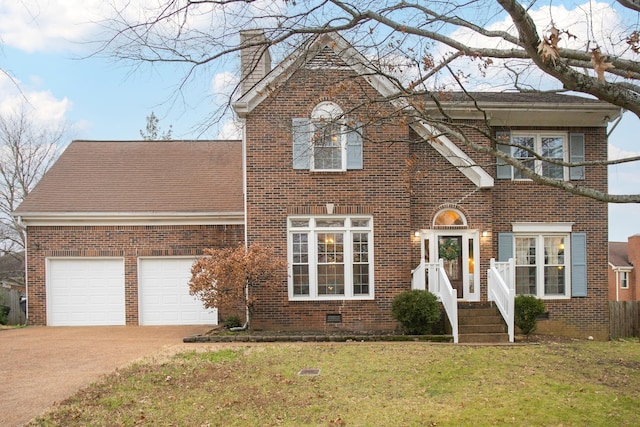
{"left": 411, "top": 121, "right": 494, "bottom": 189}
{"left": 16, "top": 212, "right": 245, "bottom": 227}
{"left": 511, "top": 222, "right": 574, "bottom": 233}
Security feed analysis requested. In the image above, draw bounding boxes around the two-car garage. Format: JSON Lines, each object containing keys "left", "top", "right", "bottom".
{"left": 46, "top": 258, "right": 217, "bottom": 326}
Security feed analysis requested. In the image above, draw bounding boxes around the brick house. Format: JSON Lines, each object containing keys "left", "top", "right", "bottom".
{"left": 608, "top": 235, "right": 640, "bottom": 301}
{"left": 16, "top": 31, "right": 619, "bottom": 340}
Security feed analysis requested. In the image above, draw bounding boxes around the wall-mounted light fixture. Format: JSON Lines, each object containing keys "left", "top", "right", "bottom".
{"left": 482, "top": 231, "right": 489, "bottom": 238}
{"left": 414, "top": 231, "right": 421, "bottom": 237}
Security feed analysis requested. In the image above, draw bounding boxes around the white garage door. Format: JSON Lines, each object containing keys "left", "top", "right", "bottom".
{"left": 47, "top": 258, "right": 126, "bottom": 326}
{"left": 138, "top": 258, "right": 217, "bottom": 325}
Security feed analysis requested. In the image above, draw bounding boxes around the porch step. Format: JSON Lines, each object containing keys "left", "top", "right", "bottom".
{"left": 457, "top": 302, "right": 510, "bottom": 344}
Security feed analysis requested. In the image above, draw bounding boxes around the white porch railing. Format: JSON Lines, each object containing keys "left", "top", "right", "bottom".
{"left": 487, "top": 258, "right": 515, "bottom": 343}
{"left": 411, "top": 259, "right": 459, "bottom": 343}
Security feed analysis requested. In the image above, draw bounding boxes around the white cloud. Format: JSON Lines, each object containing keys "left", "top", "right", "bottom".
{"left": 211, "top": 72, "right": 239, "bottom": 101}
{"left": 216, "top": 119, "right": 242, "bottom": 140}
{"left": 434, "top": 1, "right": 627, "bottom": 90}
{"left": 609, "top": 144, "right": 640, "bottom": 161}
{"left": 0, "top": 74, "right": 70, "bottom": 128}
{"left": 0, "top": 0, "right": 111, "bottom": 52}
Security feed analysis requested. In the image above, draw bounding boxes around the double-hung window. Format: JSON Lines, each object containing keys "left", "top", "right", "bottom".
{"left": 620, "top": 271, "right": 629, "bottom": 289}
{"left": 497, "top": 131, "right": 585, "bottom": 181}
{"left": 511, "top": 133, "right": 566, "bottom": 179}
{"left": 292, "top": 101, "right": 363, "bottom": 171}
{"left": 514, "top": 234, "right": 569, "bottom": 298}
{"left": 312, "top": 120, "right": 345, "bottom": 171}
{"left": 288, "top": 216, "right": 374, "bottom": 300}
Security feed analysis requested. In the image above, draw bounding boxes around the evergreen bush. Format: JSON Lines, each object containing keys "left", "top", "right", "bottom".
{"left": 391, "top": 290, "right": 440, "bottom": 335}
{"left": 514, "top": 295, "right": 546, "bottom": 335}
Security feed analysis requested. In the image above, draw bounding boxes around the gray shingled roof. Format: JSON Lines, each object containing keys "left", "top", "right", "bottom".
{"left": 609, "top": 242, "right": 632, "bottom": 268}
{"left": 15, "top": 140, "right": 243, "bottom": 215}
{"left": 435, "top": 91, "right": 606, "bottom": 104}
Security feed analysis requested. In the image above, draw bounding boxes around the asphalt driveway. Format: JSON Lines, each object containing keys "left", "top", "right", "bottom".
{"left": 0, "top": 325, "right": 216, "bottom": 426}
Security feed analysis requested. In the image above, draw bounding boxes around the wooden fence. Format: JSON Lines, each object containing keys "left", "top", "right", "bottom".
{"left": 0, "top": 286, "right": 26, "bottom": 325}
{"left": 609, "top": 301, "right": 640, "bottom": 339}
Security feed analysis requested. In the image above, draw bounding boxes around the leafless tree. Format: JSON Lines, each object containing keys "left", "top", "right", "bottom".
{"left": 0, "top": 109, "right": 66, "bottom": 252}
{"left": 99, "top": 0, "right": 640, "bottom": 202}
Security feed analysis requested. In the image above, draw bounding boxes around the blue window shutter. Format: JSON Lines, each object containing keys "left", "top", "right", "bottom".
{"left": 571, "top": 232, "right": 587, "bottom": 297}
{"left": 498, "top": 233, "right": 514, "bottom": 262}
{"left": 496, "top": 131, "right": 512, "bottom": 179}
{"left": 569, "top": 133, "right": 585, "bottom": 180}
{"left": 346, "top": 122, "right": 363, "bottom": 170}
{"left": 292, "top": 118, "right": 311, "bottom": 170}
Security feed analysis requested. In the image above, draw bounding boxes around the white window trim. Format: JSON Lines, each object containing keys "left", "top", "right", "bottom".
{"left": 287, "top": 216, "right": 375, "bottom": 301}
{"left": 512, "top": 222, "right": 573, "bottom": 233}
{"left": 619, "top": 270, "right": 631, "bottom": 289}
{"left": 514, "top": 233, "right": 571, "bottom": 300}
{"left": 510, "top": 131, "right": 568, "bottom": 181}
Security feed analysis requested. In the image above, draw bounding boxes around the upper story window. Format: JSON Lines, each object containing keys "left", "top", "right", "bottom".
{"left": 496, "top": 131, "right": 585, "bottom": 181}
{"left": 311, "top": 102, "right": 346, "bottom": 171}
{"left": 292, "top": 102, "right": 363, "bottom": 171}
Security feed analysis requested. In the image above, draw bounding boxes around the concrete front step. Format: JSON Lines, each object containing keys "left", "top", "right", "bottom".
{"left": 459, "top": 307, "right": 502, "bottom": 317}
{"left": 459, "top": 333, "right": 510, "bottom": 343}
{"left": 459, "top": 323, "right": 506, "bottom": 334}
{"left": 459, "top": 314, "right": 503, "bottom": 325}
{"left": 457, "top": 302, "right": 510, "bottom": 343}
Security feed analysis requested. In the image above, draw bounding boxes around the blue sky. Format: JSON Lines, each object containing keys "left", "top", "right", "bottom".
{"left": 0, "top": 0, "right": 638, "bottom": 241}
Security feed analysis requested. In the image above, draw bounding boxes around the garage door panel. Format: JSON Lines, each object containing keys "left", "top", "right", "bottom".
{"left": 139, "top": 258, "right": 217, "bottom": 326}
{"left": 47, "top": 259, "right": 125, "bottom": 326}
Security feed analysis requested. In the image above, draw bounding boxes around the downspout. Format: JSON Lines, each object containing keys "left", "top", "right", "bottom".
{"left": 236, "top": 117, "right": 250, "bottom": 332}
{"left": 18, "top": 215, "right": 28, "bottom": 324}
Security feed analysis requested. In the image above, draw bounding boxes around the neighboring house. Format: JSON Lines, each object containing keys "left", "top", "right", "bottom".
{"left": 608, "top": 235, "right": 640, "bottom": 301}
{"left": 15, "top": 31, "right": 620, "bottom": 340}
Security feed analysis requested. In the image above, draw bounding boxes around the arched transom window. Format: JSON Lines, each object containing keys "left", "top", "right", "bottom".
{"left": 433, "top": 208, "right": 467, "bottom": 227}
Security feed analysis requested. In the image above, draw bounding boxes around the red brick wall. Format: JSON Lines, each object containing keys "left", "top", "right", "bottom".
{"left": 25, "top": 224, "right": 244, "bottom": 325}
{"left": 244, "top": 62, "right": 611, "bottom": 338}
{"left": 244, "top": 66, "right": 412, "bottom": 332}
{"left": 493, "top": 127, "right": 610, "bottom": 339}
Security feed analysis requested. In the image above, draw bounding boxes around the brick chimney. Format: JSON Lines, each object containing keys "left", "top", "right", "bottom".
{"left": 239, "top": 30, "right": 271, "bottom": 96}
{"left": 629, "top": 234, "right": 640, "bottom": 299}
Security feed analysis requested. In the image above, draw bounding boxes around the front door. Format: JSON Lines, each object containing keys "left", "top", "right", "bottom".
{"left": 439, "top": 236, "right": 463, "bottom": 298}
{"left": 421, "top": 230, "right": 480, "bottom": 301}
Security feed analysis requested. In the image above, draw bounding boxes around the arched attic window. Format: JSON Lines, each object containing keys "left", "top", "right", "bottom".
{"left": 433, "top": 208, "right": 467, "bottom": 228}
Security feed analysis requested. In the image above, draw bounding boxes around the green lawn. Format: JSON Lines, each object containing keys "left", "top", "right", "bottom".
{"left": 32, "top": 340, "right": 640, "bottom": 426}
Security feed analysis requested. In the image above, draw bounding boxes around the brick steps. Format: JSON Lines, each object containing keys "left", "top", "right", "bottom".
{"left": 458, "top": 302, "right": 509, "bottom": 343}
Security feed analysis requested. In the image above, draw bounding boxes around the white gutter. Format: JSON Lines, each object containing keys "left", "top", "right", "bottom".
{"left": 15, "top": 212, "right": 245, "bottom": 226}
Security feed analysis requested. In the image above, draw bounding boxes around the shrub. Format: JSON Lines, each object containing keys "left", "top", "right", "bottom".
{"left": 223, "top": 315, "right": 242, "bottom": 329}
{"left": 189, "top": 243, "right": 287, "bottom": 326}
{"left": 391, "top": 290, "right": 440, "bottom": 335}
{"left": 514, "top": 295, "right": 546, "bottom": 335}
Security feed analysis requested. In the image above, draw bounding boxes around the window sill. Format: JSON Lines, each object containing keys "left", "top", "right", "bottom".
{"left": 289, "top": 295, "right": 375, "bottom": 302}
